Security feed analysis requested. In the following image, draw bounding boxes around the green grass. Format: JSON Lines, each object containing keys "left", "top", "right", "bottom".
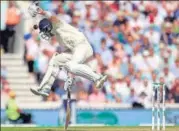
{"left": 1, "top": 126, "right": 179, "bottom": 131}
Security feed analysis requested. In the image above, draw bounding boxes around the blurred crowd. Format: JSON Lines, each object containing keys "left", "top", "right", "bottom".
{"left": 1, "top": 1, "right": 179, "bottom": 107}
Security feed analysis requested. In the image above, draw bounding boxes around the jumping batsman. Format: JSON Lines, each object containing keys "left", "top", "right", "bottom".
{"left": 28, "top": 2, "right": 107, "bottom": 97}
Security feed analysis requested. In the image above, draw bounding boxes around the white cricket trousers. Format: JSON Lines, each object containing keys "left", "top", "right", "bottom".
{"left": 39, "top": 40, "right": 101, "bottom": 90}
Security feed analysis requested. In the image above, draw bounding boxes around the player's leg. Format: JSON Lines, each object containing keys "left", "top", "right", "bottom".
{"left": 64, "top": 42, "right": 107, "bottom": 89}
{"left": 30, "top": 52, "right": 72, "bottom": 97}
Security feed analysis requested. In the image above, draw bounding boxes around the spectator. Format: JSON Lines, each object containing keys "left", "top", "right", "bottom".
{"left": 54, "top": 80, "right": 66, "bottom": 98}
{"left": 131, "top": 45, "right": 149, "bottom": 72}
{"left": 77, "top": 89, "right": 88, "bottom": 104}
{"left": 83, "top": 1, "right": 98, "bottom": 21}
{"left": 1, "top": 82, "right": 11, "bottom": 106}
{"left": 116, "top": 76, "right": 132, "bottom": 103}
{"left": 167, "top": 93, "right": 175, "bottom": 103}
{"left": 71, "top": 10, "right": 82, "bottom": 29}
{"left": 131, "top": 71, "right": 143, "bottom": 96}
{"left": 151, "top": 71, "right": 158, "bottom": 83}
{"left": 160, "top": 67, "right": 175, "bottom": 89}
{"left": 105, "top": 79, "right": 121, "bottom": 103}
{"left": 107, "top": 56, "right": 121, "bottom": 79}
{"left": 174, "top": 85, "right": 179, "bottom": 103}
{"left": 1, "top": 1, "right": 21, "bottom": 53}
{"left": 170, "top": 58, "right": 179, "bottom": 78}
{"left": 0, "top": 1, "right": 8, "bottom": 54}
{"left": 160, "top": 49, "right": 171, "bottom": 67}
{"left": 6, "top": 91, "right": 32, "bottom": 124}
{"left": 144, "top": 26, "right": 161, "bottom": 46}
{"left": 113, "top": 11, "right": 128, "bottom": 27}
{"left": 129, "top": 11, "right": 144, "bottom": 31}
{"left": 171, "top": 78, "right": 179, "bottom": 102}
{"left": 146, "top": 48, "right": 160, "bottom": 72}
{"left": 0, "top": 1, "right": 8, "bottom": 31}
{"left": 137, "top": 78, "right": 152, "bottom": 103}
{"left": 84, "top": 18, "right": 104, "bottom": 53}
{"left": 89, "top": 85, "right": 106, "bottom": 103}
{"left": 1, "top": 66, "right": 7, "bottom": 79}
{"left": 127, "top": 63, "right": 136, "bottom": 80}
{"left": 164, "top": 7, "right": 176, "bottom": 23}
{"left": 56, "top": 3, "right": 71, "bottom": 24}
{"left": 98, "top": 38, "right": 113, "bottom": 66}
{"left": 171, "top": 78, "right": 179, "bottom": 94}
{"left": 112, "top": 39, "right": 126, "bottom": 58}
{"left": 173, "top": 3, "right": 179, "bottom": 19}
{"left": 25, "top": 31, "right": 39, "bottom": 76}
{"left": 161, "top": 22, "right": 175, "bottom": 45}
{"left": 129, "top": 89, "right": 143, "bottom": 108}
{"left": 46, "top": 89, "right": 60, "bottom": 102}
{"left": 123, "top": 33, "right": 134, "bottom": 56}
{"left": 140, "top": 35, "right": 151, "bottom": 51}
{"left": 159, "top": 76, "right": 170, "bottom": 101}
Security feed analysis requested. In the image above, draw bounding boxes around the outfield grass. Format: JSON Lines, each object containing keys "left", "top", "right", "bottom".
{"left": 1, "top": 126, "right": 179, "bottom": 131}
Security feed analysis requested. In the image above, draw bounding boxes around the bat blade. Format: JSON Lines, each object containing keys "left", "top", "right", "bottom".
{"left": 64, "top": 101, "right": 71, "bottom": 131}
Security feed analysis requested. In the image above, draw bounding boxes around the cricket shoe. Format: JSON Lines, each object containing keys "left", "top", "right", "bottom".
{"left": 30, "top": 87, "right": 50, "bottom": 97}
{"left": 95, "top": 75, "right": 108, "bottom": 89}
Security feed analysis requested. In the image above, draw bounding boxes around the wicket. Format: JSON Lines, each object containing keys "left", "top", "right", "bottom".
{"left": 152, "top": 83, "right": 166, "bottom": 131}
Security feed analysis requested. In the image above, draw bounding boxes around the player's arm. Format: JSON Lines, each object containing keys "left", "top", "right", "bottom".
{"left": 37, "top": 8, "right": 59, "bottom": 23}
{"left": 28, "top": 1, "right": 60, "bottom": 23}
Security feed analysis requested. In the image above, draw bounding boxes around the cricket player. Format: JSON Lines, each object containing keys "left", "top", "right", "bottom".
{"left": 28, "top": 2, "right": 107, "bottom": 97}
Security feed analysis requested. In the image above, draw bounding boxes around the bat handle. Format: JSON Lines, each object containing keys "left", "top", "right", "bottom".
{"left": 67, "top": 88, "right": 71, "bottom": 100}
